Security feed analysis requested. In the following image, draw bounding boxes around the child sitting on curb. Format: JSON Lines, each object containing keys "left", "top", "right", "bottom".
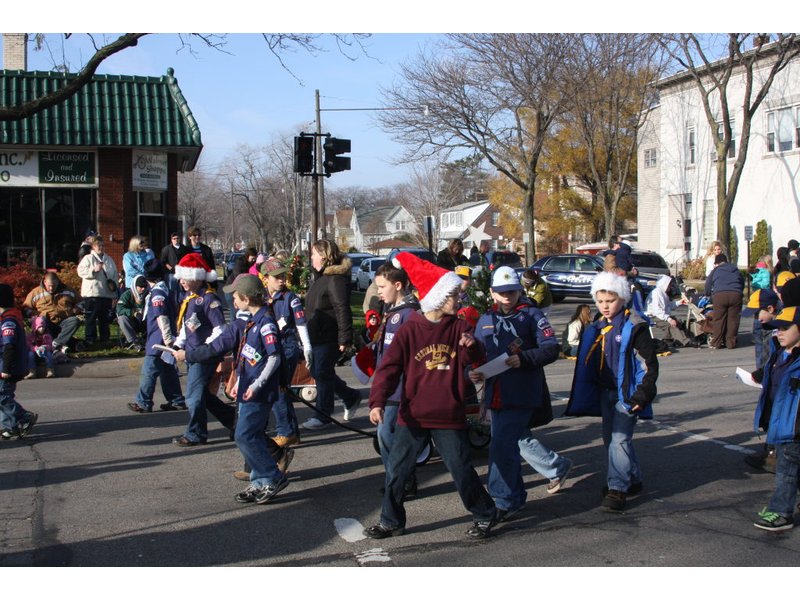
{"left": 25, "top": 315, "right": 55, "bottom": 379}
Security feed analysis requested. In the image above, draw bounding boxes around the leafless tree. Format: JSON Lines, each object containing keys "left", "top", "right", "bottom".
{"left": 178, "top": 169, "right": 225, "bottom": 240}
{"left": 379, "top": 33, "right": 580, "bottom": 259}
{"left": 659, "top": 33, "right": 800, "bottom": 254}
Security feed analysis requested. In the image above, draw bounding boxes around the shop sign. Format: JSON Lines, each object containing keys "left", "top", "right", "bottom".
{"left": 0, "top": 149, "right": 97, "bottom": 187}
{"left": 132, "top": 151, "right": 168, "bottom": 190}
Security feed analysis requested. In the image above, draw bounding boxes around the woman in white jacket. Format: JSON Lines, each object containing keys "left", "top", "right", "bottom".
{"left": 77, "top": 235, "right": 119, "bottom": 345}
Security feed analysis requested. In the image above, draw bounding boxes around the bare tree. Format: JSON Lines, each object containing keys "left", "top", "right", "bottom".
{"left": 265, "top": 134, "right": 313, "bottom": 253}
{"left": 659, "top": 33, "right": 800, "bottom": 253}
{"left": 379, "top": 33, "right": 580, "bottom": 259}
{"left": 178, "top": 169, "right": 225, "bottom": 239}
{"left": 563, "top": 33, "right": 665, "bottom": 238}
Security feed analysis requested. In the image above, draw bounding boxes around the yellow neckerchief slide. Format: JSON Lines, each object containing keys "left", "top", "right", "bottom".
{"left": 584, "top": 309, "right": 629, "bottom": 371}
{"left": 177, "top": 285, "right": 213, "bottom": 329}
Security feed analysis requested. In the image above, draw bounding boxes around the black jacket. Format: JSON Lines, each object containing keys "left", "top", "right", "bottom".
{"left": 304, "top": 259, "right": 353, "bottom": 347}
{"left": 160, "top": 243, "right": 187, "bottom": 271}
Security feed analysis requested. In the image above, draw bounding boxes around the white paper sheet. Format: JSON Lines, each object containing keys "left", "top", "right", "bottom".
{"left": 735, "top": 367, "right": 762, "bottom": 389}
{"left": 474, "top": 352, "right": 511, "bottom": 379}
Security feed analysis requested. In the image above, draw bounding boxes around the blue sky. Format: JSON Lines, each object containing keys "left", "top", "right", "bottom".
{"left": 17, "top": 32, "right": 441, "bottom": 190}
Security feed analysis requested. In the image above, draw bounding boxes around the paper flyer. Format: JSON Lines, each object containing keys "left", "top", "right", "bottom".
{"left": 474, "top": 352, "right": 511, "bottom": 379}
{"left": 735, "top": 367, "right": 762, "bottom": 389}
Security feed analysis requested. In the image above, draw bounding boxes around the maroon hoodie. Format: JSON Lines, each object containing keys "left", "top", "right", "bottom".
{"left": 368, "top": 312, "right": 484, "bottom": 429}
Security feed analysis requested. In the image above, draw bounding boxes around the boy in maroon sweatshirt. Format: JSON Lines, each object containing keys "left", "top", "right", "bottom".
{"left": 363, "top": 252, "right": 497, "bottom": 540}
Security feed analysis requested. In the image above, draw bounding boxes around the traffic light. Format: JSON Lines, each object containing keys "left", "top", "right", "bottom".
{"left": 293, "top": 136, "right": 314, "bottom": 174}
{"left": 323, "top": 137, "right": 351, "bottom": 175}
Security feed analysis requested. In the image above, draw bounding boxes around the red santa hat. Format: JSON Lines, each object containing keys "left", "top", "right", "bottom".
{"left": 392, "top": 251, "right": 462, "bottom": 313}
{"left": 350, "top": 345, "right": 376, "bottom": 385}
{"left": 174, "top": 253, "right": 217, "bottom": 282}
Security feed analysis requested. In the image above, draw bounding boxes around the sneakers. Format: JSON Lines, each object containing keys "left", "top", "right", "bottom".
{"left": 466, "top": 516, "right": 497, "bottom": 539}
{"left": 254, "top": 477, "right": 289, "bottom": 504}
{"left": 276, "top": 448, "right": 295, "bottom": 474}
{"left": 16, "top": 412, "right": 38, "bottom": 439}
{"left": 300, "top": 417, "right": 329, "bottom": 430}
{"left": 602, "top": 489, "right": 627, "bottom": 511}
{"left": 23, "top": 370, "right": 36, "bottom": 380}
{"left": 1, "top": 429, "right": 17, "bottom": 441}
{"left": 546, "top": 458, "right": 573, "bottom": 494}
{"left": 235, "top": 484, "right": 261, "bottom": 504}
{"left": 172, "top": 435, "right": 206, "bottom": 447}
{"left": 46, "top": 369, "right": 56, "bottom": 378}
{"left": 127, "top": 402, "right": 152, "bottom": 414}
{"left": 271, "top": 433, "right": 301, "bottom": 447}
{"left": 159, "top": 402, "right": 187, "bottom": 411}
{"left": 364, "top": 523, "right": 405, "bottom": 539}
{"left": 343, "top": 395, "right": 362, "bottom": 421}
{"left": 754, "top": 509, "right": 794, "bottom": 531}
{"left": 602, "top": 482, "right": 643, "bottom": 497}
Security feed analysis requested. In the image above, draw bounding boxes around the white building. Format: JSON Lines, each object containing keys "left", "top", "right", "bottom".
{"left": 637, "top": 45, "right": 800, "bottom": 268}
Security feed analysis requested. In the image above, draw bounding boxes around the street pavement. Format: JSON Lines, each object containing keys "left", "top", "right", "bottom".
{"left": 1, "top": 299, "right": 799, "bottom": 568}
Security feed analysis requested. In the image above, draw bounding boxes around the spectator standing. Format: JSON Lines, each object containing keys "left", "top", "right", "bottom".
{"left": 607, "top": 236, "right": 638, "bottom": 278}
{"left": 469, "top": 240, "right": 491, "bottom": 267}
{"left": 116, "top": 275, "right": 148, "bottom": 350}
{"left": 77, "top": 235, "right": 118, "bottom": 345}
{"left": 705, "top": 241, "right": 723, "bottom": 277}
{"left": 159, "top": 232, "right": 187, "bottom": 275}
{"left": 437, "top": 238, "right": 469, "bottom": 271}
{"left": 77, "top": 230, "right": 96, "bottom": 262}
{"left": 122, "top": 235, "right": 156, "bottom": 290}
{"left": 184, "top": 226, "right": 216, "bottom": 272}
{"left": 23, "top": 272, "right": 82, "bottom": 355}
{"left": 300, "top": 239, "right": 361, "bottom": 430}
{"left": 704, "top": 253, "right": 745, "bottom": 349}
{"left": 0, "top": 284, "right": 37, "bottom": 440}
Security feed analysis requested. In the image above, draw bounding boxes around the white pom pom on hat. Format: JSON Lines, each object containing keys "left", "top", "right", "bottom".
{"left": 392, "top": 251, "right": 462, "bottom": 312}
{"left": 590, "top": 271, "right": 631, "bottom": 303}
{"left": 174, "top": 253, "right": 217, "bottom": 282}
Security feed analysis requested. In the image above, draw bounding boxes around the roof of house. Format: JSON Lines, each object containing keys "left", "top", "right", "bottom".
{"left": 0, "top": 67, "right": 203, "bottom": 169}
{"left": 441, "top": 200, "right": 488, "bottom": 213}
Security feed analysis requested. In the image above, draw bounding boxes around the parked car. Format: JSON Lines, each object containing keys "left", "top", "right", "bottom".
{"left": 628, "top": 250, "right": 670, "bottom": 277}
{"left": 386, "top": 247, "right": 438, "bottom": 265}
{"left": 530, "top": 253, "right": 659, "bottom": 302}
{"left": 486, "top": 250, "right": 523, "bottom": 269}
{"left": 345, "top": 252, "right": 377, "bottom": 288}
{"left": 356, "top": 257, "right": 387, "bottom": 291}
{"left": 224, "top": 252, "right": 244, "bottom": 279}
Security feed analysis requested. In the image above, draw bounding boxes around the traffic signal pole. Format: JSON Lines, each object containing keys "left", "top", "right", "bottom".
{"left": 315, "top": 89, "right": 326, "bottom": 241}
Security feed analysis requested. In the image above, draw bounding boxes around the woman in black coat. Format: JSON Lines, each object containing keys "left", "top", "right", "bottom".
{"left": 301, "top": 239, "right": 361, "bottom": 429}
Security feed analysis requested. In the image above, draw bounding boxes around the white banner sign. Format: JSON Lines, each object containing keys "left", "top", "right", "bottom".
{"left": 0, "top": 149, "right": 38, "bottom": 186}
{"left": 132, "top": 151, "right": 168, "bottom": 190}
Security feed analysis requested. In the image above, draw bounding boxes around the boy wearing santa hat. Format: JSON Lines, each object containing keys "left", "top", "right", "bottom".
{"left": 364, "top": 252, "right": 497, "bottom": 540}
{"left": 171, "top": 254, "right": 236, "bottom": 446}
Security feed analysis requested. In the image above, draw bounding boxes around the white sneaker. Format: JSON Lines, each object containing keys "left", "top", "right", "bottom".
{"left": 343, "top": 396, "right": 362, "bottom": 421}
{"left": 300, "top": 417, "right": 329, "bottom": 430}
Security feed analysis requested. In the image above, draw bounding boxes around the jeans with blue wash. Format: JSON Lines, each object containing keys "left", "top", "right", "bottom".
{"left": 28, "top": 350, "right": 55, "bottom": 370}
{"left": 135, "top": 355, "right": 185, "bottom": 411}
{"left": 380, "top": 425, "right": 495, "bottom": 529}
{"left": 600, "top": 389, "right": 641, "bottom": 492}
{"left": 49, "top": 316, "right": 81, "bottom": 349}
{"left": 488, "top": 407, "right": 534, "bottom": 511}
{"left": 0, "top": 380, "right": 28, "bottom": 431}
{"left": 271, "top": 350, "right": 299, "bottom": 436}
{"left": 377, "top": 404, "right": 400, "bottom": 472}
{"left": 235, "top": 399, "right": 284, "bottom": 488}
{"left": 183, "top": 360, "right": 236, "bottom": 442}
{"left": 310, "top": 343, "right": 358, "bottom": 422}
{"left": 768, "top": 442, "right": 800, "bottom": 517}
{"left": 518, "top": 434, "right": 571, "bottom": 481}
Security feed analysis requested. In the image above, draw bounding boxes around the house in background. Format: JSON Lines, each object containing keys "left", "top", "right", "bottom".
{"left": 354, "top": 206, "right": 418, "bottom": 253}
{"left": 438, "top": 200, "right": 512, "bottom": 254}
{"left": 637, "top": 42, "right": 800, "bottom": 269}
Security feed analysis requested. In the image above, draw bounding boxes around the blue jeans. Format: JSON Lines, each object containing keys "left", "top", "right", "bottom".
{"left": 0, "top": 380, "right": 28, "bottom": 430}
{"left": 310, "top": 343, "right": 358, "bottom": 422}
{"left": 768, "top": 442, "right": 800, "bottom": 517}
{"left": 235, "top": 400, "right": 284, "bottom": 488}
{"left": 380, "top": 425, "right": 495, "bottom": 529}
{"left": 488, "top": 407, "right": 533, "bottom": 511}
{"left": 271, "top": 351, "right": 299, "bottom": 437}
{"left": 183, "top": 360, "right": 236, "bottom": 442}
{"left": 600, "top": 389, "right": 642, "bottom": 492}
{"left": 377, "top": 404, "right": 400, "bottom": 472}
{"left": 49, "top": 316, "right": 81, "bottom": 348}
{"left": 519, "top": 434, "right": 571, "bottom": 481}
{"left": 135, "top": 355, "right": 185, "bottom": 410}
{"left": 28, "top": 350, "right": 55, "bottom": 370}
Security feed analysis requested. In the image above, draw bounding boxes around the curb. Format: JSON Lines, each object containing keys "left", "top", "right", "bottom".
{"left": 52, "top": 356, "right": 146, "bottom": 379}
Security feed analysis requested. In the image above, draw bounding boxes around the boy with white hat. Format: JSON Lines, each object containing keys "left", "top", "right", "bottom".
{"left": 364, "top": 252, "right": 497, "bottom": 540}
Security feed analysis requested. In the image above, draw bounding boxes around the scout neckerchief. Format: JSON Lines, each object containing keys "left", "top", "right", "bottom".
{"left": 585, "top": 309, "right": 629, "bottom": 371}
{"left": 491, "top": 300, "right": 530, "bottom": 349}
{"left": 234, "top": 318, "right": 256, "bottom": 375}
{"left": 177, "top": 285, "right": 212, "bottom": 329}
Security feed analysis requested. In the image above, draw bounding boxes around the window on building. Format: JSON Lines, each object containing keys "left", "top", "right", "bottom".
{"left": 687, "top": 127, "right": 696, "bottom": 165}
{"left": 644, "top": 148, "right": 658, "bottom": 168}
{"left": 455, "top": 213, "right": 462, "bottom": 228}
{"left": 767, "top": 107, "right": 796, "bottom": 153}
{"left": 702, "top": 197, "right": 715, "bottom": 250}
{"left": 137, "top": 191, "right": 166, "bottom": 252}
{"left": 714, "top": 120, "right": 736, "bottom": 158}
{"left": 491, "top": 211, "right": 499, "bottom": 226}
{"left": 442, "top": 213, "right": 449, "bottom": 229}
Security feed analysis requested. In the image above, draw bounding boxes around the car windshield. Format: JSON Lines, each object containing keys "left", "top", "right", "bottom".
{"left": 544, "top": 256, "right": 571, "bottom": 271}
{"left": 631, "top": 254, "right": 668, "bottom": 269}
{"left": 349, "top": 257, "right": 369, "bottom": 267}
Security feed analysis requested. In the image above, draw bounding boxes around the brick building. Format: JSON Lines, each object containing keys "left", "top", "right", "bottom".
{"left": 0, "top": 34, "right": 202, "bottom": 269}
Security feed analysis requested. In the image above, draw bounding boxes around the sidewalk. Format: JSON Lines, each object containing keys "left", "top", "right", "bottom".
{"left": 51, "top": 356, "right": 146, "bottom": 379}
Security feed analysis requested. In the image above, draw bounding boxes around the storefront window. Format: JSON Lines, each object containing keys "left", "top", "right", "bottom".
{"left": 138, "top": 191, "right": 166, "bottom": 252}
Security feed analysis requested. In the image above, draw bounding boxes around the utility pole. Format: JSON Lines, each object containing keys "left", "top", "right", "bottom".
{"left": 229, "top": 180, "right": 235, "bottom": 251}
{"left": 315, "top": 89, "right": 326, "bottom": 240}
